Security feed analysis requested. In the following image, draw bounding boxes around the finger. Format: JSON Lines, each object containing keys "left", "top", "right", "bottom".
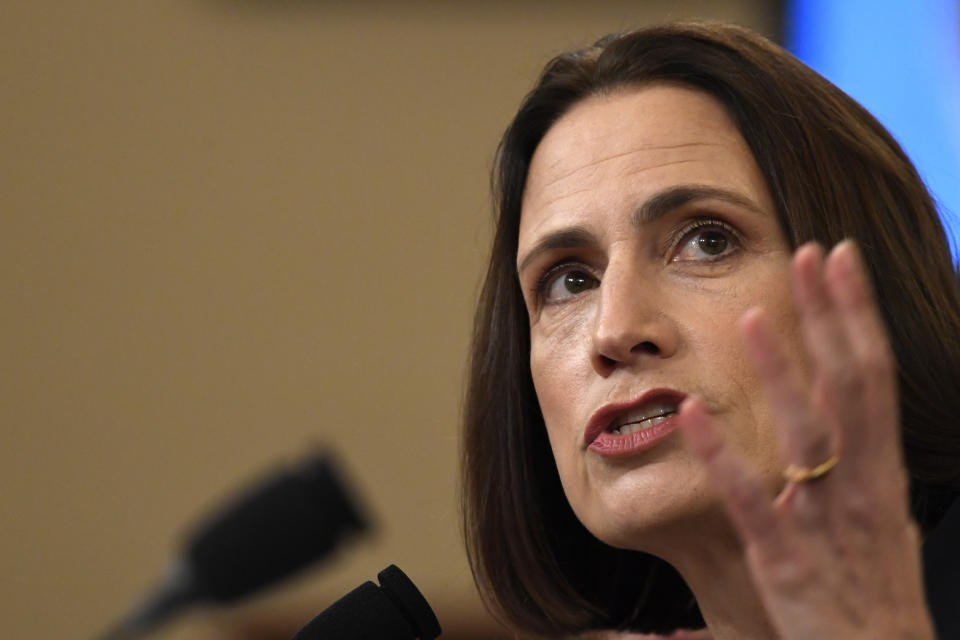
{"left": 740, "top": 306, "right": 835, "bottom": 472}
{"left": 793, "top": 242, "right": 897, "bottom": 474}
{"left": 679, "top": 395, "right": 788, "bottom": 561}
{"left": 823, "top": 241, "right": 899, "bottom": 451}
{"left": 792, "top": 243, "right": 866, "bottom": 422}
{"left": 793, "top": 243, "right": 850, "bottom": 368}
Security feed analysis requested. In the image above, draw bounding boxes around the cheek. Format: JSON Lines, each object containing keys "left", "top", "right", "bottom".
{"left": 700, "top": 277, "right": 803, "bottom": 482}
{"left": 529, "top": 311, "right": 594, "bottom": 466}
{"left": 530, "top": 307, "right": 593, "bottom": 406}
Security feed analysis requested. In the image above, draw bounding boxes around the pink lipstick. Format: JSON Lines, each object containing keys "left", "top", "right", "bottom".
{"left": 585, "top": 389, "right": 687, "bottom": 458}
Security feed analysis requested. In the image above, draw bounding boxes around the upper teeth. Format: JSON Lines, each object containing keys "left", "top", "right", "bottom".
{"left": 610, "top": 402, "right": 678, "bottom": 435}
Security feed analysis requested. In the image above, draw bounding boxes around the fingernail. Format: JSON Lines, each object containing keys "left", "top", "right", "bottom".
{"left": 793, "top": 243, "right": 825, "bottom": 282}
{"left": 834, "top": 238, "right": 859, "bottom": 258}
{"left": 679, "top": 396, "right": 723, "bottom": 454}
{"left": 832, "top": 238, "right": 865, "bottom": 274}
{"left": 738, "top": 306, "right": 767, "bottom": 334}
{"left": 679, "top": 395, "right": 699, "bottom": 415}
{"left": 795, "top": 241, "right": 824, "bottom": 261}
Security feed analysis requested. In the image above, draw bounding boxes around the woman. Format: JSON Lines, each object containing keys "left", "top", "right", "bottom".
{"left": 461, "top": 23, "right": 960, "bottom": 639}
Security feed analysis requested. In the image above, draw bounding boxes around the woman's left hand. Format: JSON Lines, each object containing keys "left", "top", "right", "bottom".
{"left": 680, "top": 241, "right": 935, "bottom": 639}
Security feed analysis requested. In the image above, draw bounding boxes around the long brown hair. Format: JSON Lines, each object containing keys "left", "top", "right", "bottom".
{"left": 462, "top": 22, "right": 960, "bottom": 636}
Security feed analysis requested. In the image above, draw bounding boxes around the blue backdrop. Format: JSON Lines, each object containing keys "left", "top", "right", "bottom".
{"left": 787, "top": 0, "right": 960, "bottom": 258}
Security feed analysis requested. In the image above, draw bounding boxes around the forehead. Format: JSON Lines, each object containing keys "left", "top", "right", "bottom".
{"left": 519, "top": 84, "right": 771, "bottom": 241}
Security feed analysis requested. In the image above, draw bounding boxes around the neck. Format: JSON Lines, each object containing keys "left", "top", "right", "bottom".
{"left": 643, "top": 512, "right": 778, "bottom": 640}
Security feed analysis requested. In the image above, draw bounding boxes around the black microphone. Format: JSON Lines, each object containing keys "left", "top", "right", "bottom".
{"left": 97, "top": 452, "right": 370, "bottom": 640}
{"left": 291, "top": 565, "right": 441, "bottom": 640}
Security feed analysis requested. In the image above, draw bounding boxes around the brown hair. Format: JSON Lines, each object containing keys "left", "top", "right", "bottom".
{"left": 462, "top": 22, "right": 960, "bottom": 637}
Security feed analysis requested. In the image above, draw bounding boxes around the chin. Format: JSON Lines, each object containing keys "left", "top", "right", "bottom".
{"left": 576, "top": 450, "right": 719, "bottom": 553}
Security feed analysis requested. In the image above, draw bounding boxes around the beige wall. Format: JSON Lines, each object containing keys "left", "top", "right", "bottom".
{"left": 0, "top": 2, "right": 779, "bottom": 638}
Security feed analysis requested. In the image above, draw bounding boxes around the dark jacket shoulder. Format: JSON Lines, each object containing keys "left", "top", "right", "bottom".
{"left": 923, "top": 497, "right": 960, "bottom": 639}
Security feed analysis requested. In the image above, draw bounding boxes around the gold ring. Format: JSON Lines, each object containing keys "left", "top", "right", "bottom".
{"left": 783, "top": 453, "right": 839, "bottom": 483}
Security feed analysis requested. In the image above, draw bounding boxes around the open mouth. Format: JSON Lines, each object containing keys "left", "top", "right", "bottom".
{"left": 584, "top": 389, "right": 688, "bottom": 450}
{"left": 608, "top": 401, "right": 679, "bottom": 436}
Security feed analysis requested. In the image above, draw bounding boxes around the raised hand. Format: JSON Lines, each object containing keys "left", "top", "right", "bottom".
{"left": 680, "top": 241, "right": 935, "bottom": 639}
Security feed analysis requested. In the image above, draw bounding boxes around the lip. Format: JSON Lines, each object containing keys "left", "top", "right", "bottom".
{"left": 584, "top": 388, "right": 687, "bottom": 458}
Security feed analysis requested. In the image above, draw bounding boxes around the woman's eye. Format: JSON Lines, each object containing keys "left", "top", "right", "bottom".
{"left": 542, "top": 268, "right": 598, "bottom": 303}
{"left": 673, "top": 227, "right": 735, "bottom": 262}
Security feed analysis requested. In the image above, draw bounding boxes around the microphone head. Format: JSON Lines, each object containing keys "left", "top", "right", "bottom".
{"left": 185, "top": 452, "right": 370, "bottom": 602}
{"left": 376, "top": 565, "right": 442, "bottom": 640}
{"left": 291, "top": 565, "right": 441, "bottom": 640}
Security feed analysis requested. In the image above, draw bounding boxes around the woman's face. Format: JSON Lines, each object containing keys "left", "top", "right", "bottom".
{"left": 517, "top": 85, "right": 805, "bottom": 550}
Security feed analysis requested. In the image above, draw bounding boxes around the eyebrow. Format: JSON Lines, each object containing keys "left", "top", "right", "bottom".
{"left": 517, "top": 184, "right": 764, "bottom": 275}
{"left": 633, "top": 184, "right": 764, "bottom": 225}
{"left": 517, "top": 226, "right": 598, "bottom": 275}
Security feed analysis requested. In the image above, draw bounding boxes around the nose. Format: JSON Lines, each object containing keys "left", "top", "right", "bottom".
{"left": 591, "top": 264, "right": 680, "bottom": 375}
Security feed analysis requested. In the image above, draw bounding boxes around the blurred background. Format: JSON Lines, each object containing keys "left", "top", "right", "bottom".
{"left": 1, "top": 2, "right": 956, "bottom": 639}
